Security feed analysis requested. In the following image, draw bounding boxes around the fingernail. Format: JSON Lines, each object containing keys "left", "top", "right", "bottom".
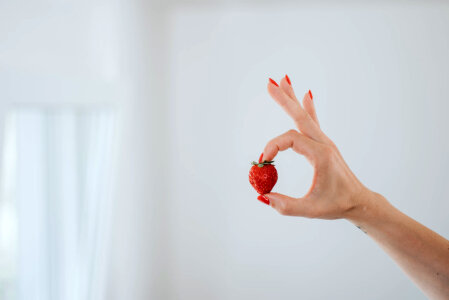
{"left": 258, "top": 153, "right": 264, "bottom": 163}
{"left": 257, "top": 195, "right": 270, "bottom": 205}
{"left": 269, "top": 78, "right": 279, "bottom": 87}
{"left": 285, "top": 74, "right": 291, "bottom": 85}
{"left": 308, "top": 89, "right": 313, "bottom": 100}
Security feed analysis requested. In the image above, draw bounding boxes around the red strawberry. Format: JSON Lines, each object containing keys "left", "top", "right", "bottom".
{"left": 249, "top": 157, "right": 278, "bottom": 195}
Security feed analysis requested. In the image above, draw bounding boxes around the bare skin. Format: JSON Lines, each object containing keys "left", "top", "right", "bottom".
{"left": 260, "top": 75, "right": 449, "bottom": 300}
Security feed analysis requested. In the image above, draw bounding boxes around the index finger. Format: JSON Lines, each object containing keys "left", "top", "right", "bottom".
{"left": 263, "top": 129, "right": 320, "bottom": 165}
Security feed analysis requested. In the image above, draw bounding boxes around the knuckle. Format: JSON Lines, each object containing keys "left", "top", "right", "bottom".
{"left": 267, "top": 136, "right": 280, "bottom": 148}
{"left": 286, "top": 129, "right": 298, "bottom": 137}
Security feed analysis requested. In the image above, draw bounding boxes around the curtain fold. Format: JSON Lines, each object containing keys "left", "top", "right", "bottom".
{"left": 0, "top": 108, "right": 114, "bottom": 300}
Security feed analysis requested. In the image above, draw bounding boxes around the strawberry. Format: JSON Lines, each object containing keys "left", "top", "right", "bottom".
{"left": 249, "top": 156, "right": 278, "bottom": 195}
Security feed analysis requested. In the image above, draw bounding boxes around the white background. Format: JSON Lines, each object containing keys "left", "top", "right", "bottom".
{"left": 1, "top": 1, "right": 449, "bottom": 299}
{"left": 166, "top": 3, "right": 449, "bottom": 300}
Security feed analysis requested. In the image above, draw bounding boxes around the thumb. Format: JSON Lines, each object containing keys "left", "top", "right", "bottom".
{"left": 264, "top": 192, "right": 314, "bottom": 217}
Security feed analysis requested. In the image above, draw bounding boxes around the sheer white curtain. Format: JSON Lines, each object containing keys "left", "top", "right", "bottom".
{"left": 0, "top": 108, "right": 115, "bottom": 300}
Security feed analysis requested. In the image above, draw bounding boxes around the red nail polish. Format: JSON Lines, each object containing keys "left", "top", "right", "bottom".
{"left": 257, "top": 195, "right": 270, "bottom": 205}
{"left": 258, "top": 153, "right": 264, "bottom": 163}
{"left": 269, "top": 78, "right": 279, "bottom": 87}
{"left": 308, "top": 89, "right": 313, "bottom": 100}
{"left": 285, "top": 74, "right": 291, "bottom": 85}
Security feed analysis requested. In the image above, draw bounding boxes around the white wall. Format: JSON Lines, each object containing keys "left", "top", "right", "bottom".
{"left": 0, "top": 1, "right": 171, "bottom": 299}
{"left": 166, "top": 2, "right": 449, "bottom": 299}
{"left": 1, "top": 1, "right": 449, "bottom": 300}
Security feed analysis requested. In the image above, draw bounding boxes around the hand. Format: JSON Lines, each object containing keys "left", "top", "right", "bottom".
{"left": 260, "top": 77, "right": 449, "bottom": 299}
{"left": 260, "top": 76, "right": 371, "bottom": 220}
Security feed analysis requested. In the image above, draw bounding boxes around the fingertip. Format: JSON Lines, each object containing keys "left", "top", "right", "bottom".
{"left": 257, "top": 195, "right": 270, "bottom": 205}
{"left": 302, "top": 90, "right": 319, "bottom": 125}
{"left": 267, "top": 80, "right": 279, "bottom": 96}
{"left": 303, "top": 91, "right": 311, "bottom": 102}
{"left": 264, "top": 193, "right": 284, "bottom": 210}
{"left": 262, "top": 144, "right": 276, "bottom": 162}
{"left": 279, "top": 76, "right": 299, "bottom": 104}
{"left": 279, "top": 76, "right": 289, "bottom": 87}
{"left": 302, "top": 91, "right": 312, "bottom": 106}
{"left": 279, "top": 77, "right": 290, "bottom": 92}
{"left": 302, "top": 90, "right": 314, "bottom": 107}
{"left": 267, "top": 83, "right": 296, "bottom": 113}
{"left": 264, "top": 192, "right": 279, "bottom": 201}
{"left": 268, "top": 78, "right": 279, "bottom": 87}
{"left": 262, "top": 193, "right": 275, "bottom": 208}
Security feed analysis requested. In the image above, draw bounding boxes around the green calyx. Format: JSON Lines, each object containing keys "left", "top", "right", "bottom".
{"left": 251, "top": 160, "right": 275, "bottom": 168}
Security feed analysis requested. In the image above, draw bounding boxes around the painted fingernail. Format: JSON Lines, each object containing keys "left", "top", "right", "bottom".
{"left": 269, "top": 78, "right": 279, "bottom": 87}
{"left": 285, "top": 74, "right": 291, "bottom": 85}
{"left": 258, "top": 153, "right": 264, "bottom": 163}
{"left": 308, "top": 89, "right": 313, "bottom": 100}
{"left": 257, "top": 195, "right": 270, "bottom": 205}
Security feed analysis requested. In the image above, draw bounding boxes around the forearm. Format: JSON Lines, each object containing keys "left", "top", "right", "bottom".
{"left": 346, "top": 191, "right": 449, "bottom": 300}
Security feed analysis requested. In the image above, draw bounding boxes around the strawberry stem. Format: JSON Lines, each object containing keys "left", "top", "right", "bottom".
{"left": 251, "top": 160, "right": 275, "bottom": 168}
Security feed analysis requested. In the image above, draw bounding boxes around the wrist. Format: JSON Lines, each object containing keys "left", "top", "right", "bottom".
{"left": 345, "top": 188, "right": 392, "bottom": 228}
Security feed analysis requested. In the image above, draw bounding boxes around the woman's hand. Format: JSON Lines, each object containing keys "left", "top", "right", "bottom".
{"left": 259, "top": 76, "right": 449, "bottom": 299}
{"left": 260, "top": 76, "right": 373, "bottom": 220}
